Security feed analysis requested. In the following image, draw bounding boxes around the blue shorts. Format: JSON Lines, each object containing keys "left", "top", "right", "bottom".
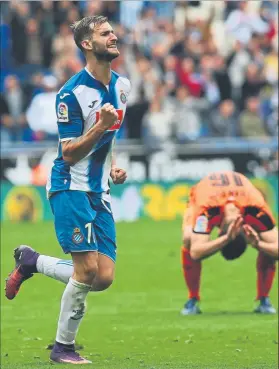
{"left": 49, "top": 190, "right": 116, "bottom": 262}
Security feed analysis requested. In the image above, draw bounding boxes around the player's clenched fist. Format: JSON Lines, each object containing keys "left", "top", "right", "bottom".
{"left": 99, "top": 103, "right": 118, "bottom": 130}
{"left": 110, "top": 167, "right": 127, "bottom": 185}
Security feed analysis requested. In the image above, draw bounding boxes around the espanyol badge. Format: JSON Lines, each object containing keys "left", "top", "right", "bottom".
{"left": 120, "top": 90, "right": 127, "bottom": 104}
{"left": 72, "top": 227, "right": 84, "bottom": 244}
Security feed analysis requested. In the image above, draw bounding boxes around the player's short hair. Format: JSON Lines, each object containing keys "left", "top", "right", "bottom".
{"left": 220, "top": 233, "right": 247, "bottom": 260}
{"left": 71, "top": 15, "right": 108, "bottom": 52}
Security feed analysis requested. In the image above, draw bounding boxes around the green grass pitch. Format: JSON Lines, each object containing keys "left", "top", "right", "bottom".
{"left": 1, "top": 220, "right": 278, "bottom": 369}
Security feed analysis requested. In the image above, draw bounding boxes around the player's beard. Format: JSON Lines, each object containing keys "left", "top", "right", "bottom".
{"left": 92, "top": 42, "right": 119, "bottom": 62}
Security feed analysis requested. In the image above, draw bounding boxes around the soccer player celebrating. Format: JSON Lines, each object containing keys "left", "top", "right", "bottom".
{"left": 181, "top": 171, "right": 278, "bottom": 315}
{"left": 5, "top": 16, "right": 131, "bottom": 364}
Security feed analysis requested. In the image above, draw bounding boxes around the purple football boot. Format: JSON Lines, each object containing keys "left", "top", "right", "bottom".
{"left": 50, "top": 342, "right": 92, "bottom": 364}
{"left": 5, "top": 245, "right": 39, "bottom": 300}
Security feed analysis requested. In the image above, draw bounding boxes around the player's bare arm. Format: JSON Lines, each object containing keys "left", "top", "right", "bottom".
{"left": 62, "top": 103, "right": 118, "bottom": 165}
{"left": 182, "top": 225, "right": 192, "bottom": 250}
{"left": 182, "top": 207, "right": 194, "bottom": 249}
{"left": 190, "top": 216, "right": 243, "bottom": 261}
{"left": 244, "top": 225, "right": 279, "bottom": 260}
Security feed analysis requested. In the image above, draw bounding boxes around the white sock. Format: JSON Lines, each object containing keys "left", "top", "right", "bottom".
{"left": 36, "top": 255, "right": 73, "bottom": 284}
{"left": 56, "top": 277, "right": 91, "bottom": 345}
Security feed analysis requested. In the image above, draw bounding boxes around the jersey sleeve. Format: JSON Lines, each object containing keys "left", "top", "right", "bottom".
{"left": 121, "top": 77, "right": 132, "bottom": 99}
{"left": 126, "top": 79, "right": 132, "bottom": 95}
{"left": 243, "top": 206, "right": 275, "bottom": 232}
{"left": 193, "top": 207, "right": 222, "bottom": 235}
{"left": 56, "top": 91, "right": 83, "bottom": 141}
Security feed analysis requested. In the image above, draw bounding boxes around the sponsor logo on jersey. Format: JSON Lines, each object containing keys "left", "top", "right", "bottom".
{"left": 120, "top": 90, "right": 127, "bottom": 104}
{"left": 72, "top": 227, "right": 84, "bottom": 244}
{"left": 194, "top": 215, "right": 208, "bottom": 233}
{"left": 96, "top": 109, "right": 124, "bottom": 131}
{"left": 57, "top": 102, "right": 69, "bottom": 122}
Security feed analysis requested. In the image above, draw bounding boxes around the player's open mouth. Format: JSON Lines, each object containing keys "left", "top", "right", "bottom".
{"left": 108, "top": 44, "right": 117, "bottom": 49}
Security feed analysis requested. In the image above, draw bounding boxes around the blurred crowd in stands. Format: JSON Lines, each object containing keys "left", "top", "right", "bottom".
{"left": 0, "top": 0, "right": 278, "bottom": 147}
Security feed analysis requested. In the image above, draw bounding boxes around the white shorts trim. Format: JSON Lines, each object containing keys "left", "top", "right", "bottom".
{"left": 60, "top": 137, "right": 76, "bottom": 142}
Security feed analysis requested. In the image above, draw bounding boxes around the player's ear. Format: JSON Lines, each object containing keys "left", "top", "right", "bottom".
{"left": 81, "top": 39, "right": 92, "bottom": 51}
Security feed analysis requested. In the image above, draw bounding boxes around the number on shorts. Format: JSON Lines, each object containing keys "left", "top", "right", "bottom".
{"left": 85, "top": 222, "right": 92, "bottom": 243}
{"left": 85, "top": 222, "right": 96, "bottom": 244}
{"left": 209, "top": 173, "right": 243, "bottom": 187}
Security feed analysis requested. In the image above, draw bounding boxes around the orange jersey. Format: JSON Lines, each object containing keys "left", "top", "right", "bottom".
{"left": 183, "top": 171, "right": 275, "bottom": 234}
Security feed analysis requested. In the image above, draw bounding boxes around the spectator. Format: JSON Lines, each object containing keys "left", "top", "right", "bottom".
{"left": 66, "top": 5, "right": 80, "bottom": 25}
{"left": 265, "top": 86, "right": 278, "bottom": 136}
{"left": 227, "top": 40, "right": 251, "bottom": 97}
{"left": 223, "top": 0, "right": 240, "bottom": 20}
{"left": 134, "top": 7, "right": 157, "bottom": 57}
{"left": 201, "top": 69, "right": 221, "bottom": 106}
{"left": 210, "top": 99, "right": 238, "bottom": 137}
{"left": 146, "top": 1, "right": 175, "bottom": 21}
{"left": 26, "top": 75, "right": 58, "bottom": 140}
{"left": 38, "top": 0, "right": 56, "bottom": 68}
{"left": 26, "top": 18, "right": 42, "bottom": 66}
{"left": 10, "top": 1, "right": 30, "bottom": 65}
{"left": 0, "top": 15, "right": 12, "bottom": 71}
{"left": 259, "top": 1, "right": 278, "bottom": 50}
{"left": 23, "top": 72, "right": 45, "bottom": 104}
{"left": 162, "top": 54, "right": 179, "bottom": 95}
{"left": 266, "top": 108, "right": 278, "bottom": 137}
{"left": 264, "top": 46, "right": 278, "bottom": 84}
{"left": 213, "top": 55, "right": 232, "bottom": 101}
{"left": 125, "top": 57, "right": 152, "bottom": 139}
{"left": 120, "top": 0, "right": 143, "bottom": 30}
{"left": 2, "top": 0, "right": 278, "bottom": 148}
{"left": 182, "top": 33, "right": 205, "bottom": 63}
{"left": 240, "top": 63, "right": 266, "bottom": 110}
{"left": 84, "top": 0, "right": 103, "bottom": 18}
{"left": 3, "top": 75, "right": 25, "bottom": 120}
{"left": 150, "top": 22, "right": 175, "bottom": 63}
{"left": 225, "top": 1, "right": 269, "bottom": 45}
{"left": 51, "top": 22, "right": 83, "bottom": 79}
{"left": 1, "top": 95, "right": 13, "bottom": 145}
{"left": 176, "top": 57, "right": 203, "bottom": 97}
{"left": 53, "top": 0, "right": 73, "bottom": 27}
{"left": 126, "top": 56, "right": 160, "bottom": 106}
{"left": 142, "top": 86, "right": 174, "bottom": 147}
{"left": 239, "top": 96, "right": 269, "bottom": 138}
{"left": 173, "top": 85, "right": 209, "bottom": 142}
{"left": 102, "top": 1, "right": 120, "bottom": 24}
{"left": 1, "top": 75, "right": 30, "bottom": 143}
{"left": 52, "top": 22, "right": 78, "bottom": 62}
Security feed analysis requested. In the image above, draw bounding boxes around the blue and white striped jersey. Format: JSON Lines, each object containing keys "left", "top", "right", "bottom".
{"left": 46, "top": 68, "right": 131, "bottom": 200}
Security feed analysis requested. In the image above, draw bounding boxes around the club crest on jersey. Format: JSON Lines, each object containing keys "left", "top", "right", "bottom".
{"left": 96, "top": 109, "right": 124, "bottom": 131}
{"left": 120, "top": 90, "right": 127, "bottom": 104}
{"left": 194, "top": 215, "right": 208, "bottom": 233}
{"left": 72, "top": 227, "right": 84, "bottom": 244}
{"left": 57, "top": 102, "right": 69, "bottom": 122}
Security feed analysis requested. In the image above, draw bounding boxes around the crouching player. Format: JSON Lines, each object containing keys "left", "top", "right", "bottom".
{"left": 181, "top": 171, "right": 278, "bottom": 315}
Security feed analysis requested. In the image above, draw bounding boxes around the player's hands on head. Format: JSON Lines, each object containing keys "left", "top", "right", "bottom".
{"left": 99, "top": 103, "right": 118, "bottom": 130}
{"left": 243, "top": 224, "right": 260, "bottom": 248}
{"left": 110, "top": 167, "right": 127, "bottom": 185}
{"left": 226, "top": 215, "right": 243, "bottom": 241}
